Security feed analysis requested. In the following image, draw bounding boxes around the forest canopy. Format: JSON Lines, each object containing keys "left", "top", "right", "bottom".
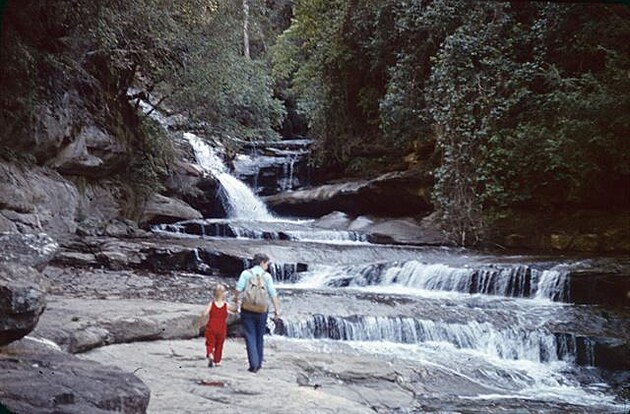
{"left": 1, "top": 0, "right": 628, "bottom": 243}
{"left": 272, "top": 0, "right": 630, "bottom": 242}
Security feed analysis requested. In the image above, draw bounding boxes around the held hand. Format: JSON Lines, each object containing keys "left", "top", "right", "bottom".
{"left": 273, "top": 309, "right": 281, "bottom": 319}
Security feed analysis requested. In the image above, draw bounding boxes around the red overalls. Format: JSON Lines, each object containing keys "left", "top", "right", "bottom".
{"left": 205, "top": 302, "right": 228, "bottom": 363}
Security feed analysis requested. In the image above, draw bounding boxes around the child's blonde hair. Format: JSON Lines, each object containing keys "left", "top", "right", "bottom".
{"left": 213, "top": 283, "right": 226, "bottom": 299}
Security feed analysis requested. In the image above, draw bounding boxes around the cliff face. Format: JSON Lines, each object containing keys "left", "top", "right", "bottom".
{"left": 0, "top": 1, "right": 205, "bottom": 238}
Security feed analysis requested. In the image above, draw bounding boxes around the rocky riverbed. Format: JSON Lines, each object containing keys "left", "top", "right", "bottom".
{"left": 1, "top": 228, "right": 627, "bottom": 413}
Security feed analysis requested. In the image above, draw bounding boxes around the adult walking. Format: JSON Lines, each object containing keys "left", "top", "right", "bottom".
{"left": 233, "top": 253, "right": 280, "bottom": 373}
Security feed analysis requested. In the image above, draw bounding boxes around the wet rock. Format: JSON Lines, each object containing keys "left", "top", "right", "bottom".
{"left": 592, "top": 337, "right": 630, "bottom": 371}
{"left": 568, "top": 268, "right": 630, "bottom": 307}
{"left": 265, "top": 169, "right": 432, "bottom": 217}
{"left": 0, "top": 336, "right": 150, "bottom": 413}
{"left": 141, "top": 194, "right": 203, "bottom": 226}
{"left": 313, "top": 211, "right": 449, "bottom": 246}
{"left": 165, "top": 167, "right": 227, "bottom": 218}
{"left": 0, "top": 263, "right": 47, "bottom": 346}
{"left": 51, "top": 235, "right": 254, "bottom": 276}
{"left": 233, "top": 139, "right": 313, "bottom": 196}
{"left": 312, "top": 211, "right": 353, "bottom": 229}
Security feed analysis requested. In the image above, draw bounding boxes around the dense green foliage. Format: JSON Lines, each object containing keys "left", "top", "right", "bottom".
{"left": 0, "top": 1, "right": 287, "bottom": 146}
{"left": 1, "top": 0, "right": 628, "bottom": 243}
{"left": 0, "top": 0, "right": 289, "bottom": 205}
{"left": 273, "top": 0, "right": 630, "bottom": 243}
{"left": 89, "top": 0, "right": 286, "bottom": 140}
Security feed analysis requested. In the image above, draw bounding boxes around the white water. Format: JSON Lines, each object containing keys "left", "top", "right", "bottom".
{"left": 282, "top": 314, "right": 574, "bottom": 363}
{"left": 133, "top": 114, "right": 624, "bottom": 410}
{"left": 280, "top": 155, "right": 297, "bottom": 192}
{"left": 153, "top": 217, "right": 370, "bottom": 245}
{"left": 289, "top": 261, "right": 570, "bottom": 301}
{"left": 184, "top": 133, "right": 274, "bottom": 220}
{"left": 268, "top": 337, "right": 622, "bottom": 412}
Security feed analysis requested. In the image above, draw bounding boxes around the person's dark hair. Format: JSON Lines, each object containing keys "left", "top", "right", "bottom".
{"left": 253, "top": 253, "right": 269, "bottom": 265}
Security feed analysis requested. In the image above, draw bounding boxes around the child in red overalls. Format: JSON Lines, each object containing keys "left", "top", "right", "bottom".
{"left": 203, "top": 284, "right": 235, "bottom": 367}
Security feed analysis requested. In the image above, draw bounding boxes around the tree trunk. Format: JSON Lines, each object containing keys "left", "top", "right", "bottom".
{"left": 243, "top": 0, "right": 251, "bottom": 59}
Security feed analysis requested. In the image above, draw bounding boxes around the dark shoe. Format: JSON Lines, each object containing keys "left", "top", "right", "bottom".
{"left": 208, "top": 360, "right": 214, "bottom": 368}
{"left": 248, "top": 367, "right": 257, "bottom": 373}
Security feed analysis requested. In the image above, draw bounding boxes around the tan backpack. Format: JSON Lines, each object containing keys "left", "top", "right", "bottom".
{"left": 241, "top": 271, "right": 269, "bottom": 313}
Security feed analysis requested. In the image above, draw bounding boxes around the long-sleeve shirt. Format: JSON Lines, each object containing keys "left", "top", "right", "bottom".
{"left": 235, "top": 265, "right": 277, "bottom": 298}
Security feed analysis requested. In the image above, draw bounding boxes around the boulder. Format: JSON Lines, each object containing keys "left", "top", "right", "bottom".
{"left": 0, "top": 233, "right": 58, "bottom": 346}
{"left": 140, "top": 194, "right": 203, "bottom": 226}
{"left": 0, "top": 263, "right": 47, "bottom": 346}
{"left": 0, "top": 336, "right": 150, "bottom": 413}
{"left": 366, "top": 214, "right": 447, "bottom": 246}
{"left": 0, "top": 232, "right": 58, "bottom": 270}
{"left": 264, "top": 169, "right": 432, "bottom": 217}
{"left": 312, "top": 211, "right": 353, "bottom": 229}
{"left": 164, "top": 171, "right": 227, "bottom": 218}
{"left": 313, "top": 211, "right": 449, "bottom": 246}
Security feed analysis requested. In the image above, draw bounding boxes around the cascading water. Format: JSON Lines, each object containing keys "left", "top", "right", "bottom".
{"left": 136, "top": 110, "right": 627, "bottom": 411}
{"left": 184, "top": 132, "right": 274, "bottom": 220}
{"left": 280, "top": 314, "right": 581, "bottom": 364}
{"left": 232, "top": 139, "right": 312, "bottom": 195}
{"left": 287, "top": 261, "right": 571, "bottom": 302}
{"left": 280, "top": 155, "right": 297, "bottom": 192}
{"left": 153, "top": 218, "right": 369, "bottom": 244}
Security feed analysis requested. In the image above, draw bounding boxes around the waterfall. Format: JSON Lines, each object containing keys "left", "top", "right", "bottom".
{"left": 152, "top": 218, "right": 368, "bottom": 244}
{"left": 534, "top": 269, "right": 570, "bottom": 302}
{"left": 291, "top": 262, "right": 571, "bottom": 302}
{"left": 281, "top": 314, "right": 588, "bottom": 364}
{"left": 280, "top": 155, "right": 297, "bottom": 192}
{"left": 232, "top": 138, "right": 312, "bottom": 195}
{"left": 184, "top": 133, "right": 273, "bottom": 220}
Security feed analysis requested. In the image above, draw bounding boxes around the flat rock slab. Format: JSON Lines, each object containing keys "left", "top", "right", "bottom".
{"left": 81, "top": 338, "right": 416, "bottom": 413}
{"left": 81, "top": 337, "right": 621, "bottom": 414}
{"left": 0, "top": 336, "right": 150, "bottom": 413}
{"left": 33, "top": 296, "right": 206, "bottom": 353}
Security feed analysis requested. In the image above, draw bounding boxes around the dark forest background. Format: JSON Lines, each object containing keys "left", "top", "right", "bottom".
{"left": 1, "top": 0, "right": 628, "bottom": 245}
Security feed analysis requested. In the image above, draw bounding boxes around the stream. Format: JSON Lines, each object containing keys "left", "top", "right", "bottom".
{"left": 88, "top": 109, "right": 629, "bottom": 412}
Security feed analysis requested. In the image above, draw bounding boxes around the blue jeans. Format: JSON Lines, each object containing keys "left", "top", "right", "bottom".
{"left": 240, "top": 309, "right": 268, "bottom": 370}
